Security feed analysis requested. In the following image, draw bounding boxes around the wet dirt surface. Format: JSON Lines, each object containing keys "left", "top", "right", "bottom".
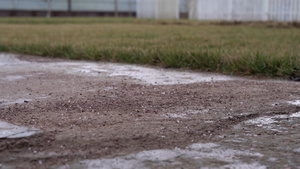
{"left": 0, "top": 53, "right": 299, "bottom": 168}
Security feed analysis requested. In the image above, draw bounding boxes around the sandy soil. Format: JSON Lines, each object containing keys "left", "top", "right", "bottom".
{"left": 0, "top": 54, "right": 299, "bottom": 168}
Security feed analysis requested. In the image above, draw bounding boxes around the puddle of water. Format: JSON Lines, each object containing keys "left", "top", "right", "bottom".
{"left": 241, "top": 111, "right": 300, "bottom": 132}
{"left": 0, "top": 54, "right": 30, "bottom": 66}
{"left": 35, "top": 96, "right": 50, "bottom": 99}
{"left": 162, "top": 109, "right": 211, "bottom": 120}
{"left": 107, "top": 64, "right": 239, "bottom": 85}
{"left": 104, "top": 87, "right": 116, "bottom": 91}
{"left": 0, "top": 99, "right": 33, "bottom": 106}
{"left": 294, "top": 148, "right": 300, "bottom": 153}
{"left": 186, "top": 109, "right": 210, "bottom": 115}
{"left": 2, "top": 75, "right": 25, "bottom": 81}
{"left": 223, "top": 109, "right": 300, "bottom": 168}
{"left": 242, "top": 100, "right": 300, "bottom": 128}
{"left": 1, "top": 53, "right": 241, "bottom": 85}
{"left": 72, "top": 63, "right": 240, "bottom": 85}
{"left": 290, "top": 112, "right": 300, "bottom": 118}
{"left": 78, "top": 65, "right": 109, "bottom": 73}
{"left": 0, "top": 121, "right": 42, "bottom": 138}
{"left": 54, "top": 143, "right": 265, "bottom": 169}
{"left": 288, "top": 100, "right": 300, "bottom": 106}
{"left": 244, "top": 116, "right": 278, "bottom": 125}
{"left": 163, "top": 113, "right": 188, "bottom": 119}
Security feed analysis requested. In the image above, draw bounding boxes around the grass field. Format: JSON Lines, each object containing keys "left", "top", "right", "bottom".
{"left": 0, "top": 17, "right": 299, "bottom": 77}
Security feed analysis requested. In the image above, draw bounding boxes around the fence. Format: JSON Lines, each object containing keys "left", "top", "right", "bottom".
{"left": 0, "top": 0, "right": 136, "bottom": 12}
{"left": 189, "top": 0, "right": 300, "bottom": 21}
{"left": 0, "top": 0, "right": 136, "bottom": 17}
{"left": 0, "top": 0, "right": 188, "bottom": 18}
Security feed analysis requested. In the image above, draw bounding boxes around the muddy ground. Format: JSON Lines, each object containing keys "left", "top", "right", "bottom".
{"left": 0, "top": 53, "right": 299, "bottom": 169}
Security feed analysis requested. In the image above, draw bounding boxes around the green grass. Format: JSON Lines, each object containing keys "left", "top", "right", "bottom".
{"left": 0, "top": 17, "right": 299, "bottom": 77}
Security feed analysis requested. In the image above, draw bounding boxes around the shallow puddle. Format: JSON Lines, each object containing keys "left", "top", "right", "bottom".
{"left": 0, "top": 53, "right": 241, "bottom": 85}
{"left": 288, "top": 100, "right": 300, "bottom": 106}
{"left": 54, "top": 143, "right": 265, "bottom": 169}
{"left": 0, "top": 99, "right": 33, "bottom": 106}
{"left": 106, "top": 64, "right": 239, "bottom": 85}
{"left": 75, "top": 63, "right": 240, "bottom": 85}
{"left": 0, "top": 54, "right": 30, "bottom": 66}
{"left": 242, "top": 112, "right": 300, "bottom": 130}
{"left": 0, "top": 121, "right": 42, "bottom": 139}
{"left": 2, "top": 75, "right": 25, "bottom": 81}
{"left": 219, "top": 110, "right": 300, "bottom": 168}
{"left": 162, "top": 109, "right": 210, "bottom": 119}
{"left": 54, "top": 110, "right": 300, "bottom": 169}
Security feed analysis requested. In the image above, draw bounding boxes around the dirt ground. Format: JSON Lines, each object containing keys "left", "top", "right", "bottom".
{"left": 0, "top": 54, "right": 299, "bottom": 168}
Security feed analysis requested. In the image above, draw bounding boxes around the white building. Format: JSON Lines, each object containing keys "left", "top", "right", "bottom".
{"left": 189, "top": 0, "right": 300, "bottom": 21}
{"left": 136, "top": 0, "right": 179, "bottom": 19}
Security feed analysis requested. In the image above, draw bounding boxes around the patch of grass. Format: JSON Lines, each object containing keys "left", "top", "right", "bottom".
{"left": 0, "top": 18, "right": 299, "bottom": 77}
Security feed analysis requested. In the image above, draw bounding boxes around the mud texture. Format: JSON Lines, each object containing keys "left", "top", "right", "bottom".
{"left": 0, "top": 54, "right": 299, "bottom": 168}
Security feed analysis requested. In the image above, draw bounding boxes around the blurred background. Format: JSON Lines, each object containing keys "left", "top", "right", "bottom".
{"left": 0, "top": 0, "right": 188, "bottom": 18}
{"left": 0, "top": 0, "right": 299, "bottom": 21}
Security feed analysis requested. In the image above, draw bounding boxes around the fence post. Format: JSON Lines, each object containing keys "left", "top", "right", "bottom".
{"left": 228, "top": 0, "right": 233, "bottom": 20}
{"left": 68, "top": 0, "right": 72, "bottom": 13}
{"left": 13, "top": 0, "right": 17, "bottom": 9}
{"left": 114, "top": 0, "right": 118, "bottom": 17}
{"left": 128, "top": 0, "right": 132, "bottom": 17}
{"left": 263, "top": 0, "right": 269, "bottom": 21}
{"left": 46, "top": 0, "right": 52, "bottom": 18}
{"left": 188, "top": 0, "right": 198, "bottom": 20}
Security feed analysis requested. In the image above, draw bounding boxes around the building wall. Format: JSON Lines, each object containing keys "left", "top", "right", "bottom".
{"left": 156, "top": 0, "right": 179, "bottom": 19}
{"left": 136, "top": 0, "right": 179, "bottom": 19}
{"left": 136, "top": 0, "right": 155, "bottom": 18}
{"left": 189, "top": 0, "right": 300, "bottom": 21}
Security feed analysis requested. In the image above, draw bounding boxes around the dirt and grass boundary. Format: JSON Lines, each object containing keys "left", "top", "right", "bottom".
{"left": 0, "top": 17, "right": 299, "bottom": 77}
